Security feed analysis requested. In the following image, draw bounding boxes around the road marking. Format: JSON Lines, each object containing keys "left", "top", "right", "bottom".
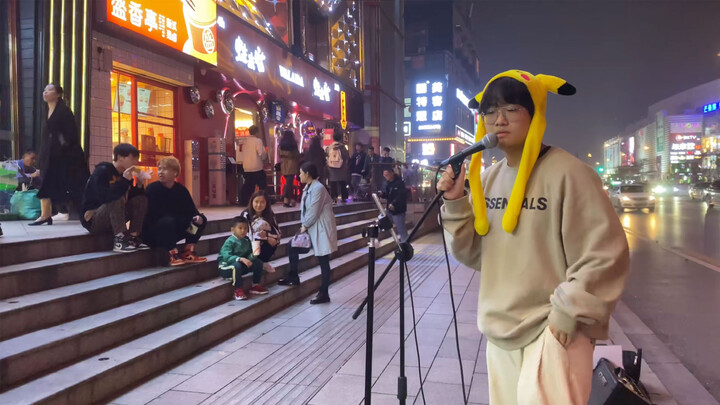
{"left": 624, "top": 228, "right": 720, "bottom": 275}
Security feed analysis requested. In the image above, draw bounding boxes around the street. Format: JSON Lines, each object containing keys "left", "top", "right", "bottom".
{"left": 619, "top": 195, "right": 720, "bottom": 401}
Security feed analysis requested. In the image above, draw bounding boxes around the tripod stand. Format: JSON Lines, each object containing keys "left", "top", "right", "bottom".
{"left": 354, "top": 191, "right": 446, "bottom": 404}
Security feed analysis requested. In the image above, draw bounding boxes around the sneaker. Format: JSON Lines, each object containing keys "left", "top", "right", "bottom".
{"left": 169, "top": 249, "right": 185, "bottom": 266}
{"left": 182, "top": 250, "right": 207, "bottom": 263}
{"left": 262, "top": 262, "right": 276, "bottom": 273}
{"left": 132, "top": 236, "right": 149, "bottom": 250}
{"left": 113, "top": 235, "right": 137, "bottom": 252}
{"left": 250, "top": 284, "right": 269, "bottom": 295}
{"left": 234, "top": 288, "right": 248, "bottom": 300}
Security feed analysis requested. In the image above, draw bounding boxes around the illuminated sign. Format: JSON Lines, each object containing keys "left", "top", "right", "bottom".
{"left": 422, "top": 143, "right": 436, "bottom": 156}
{"left": 278, "top": 65, "right": 304, "bottom": 87}
{"left": 107, "top": 0, "right": 217, "bottom": 65}
{"left": 234, "top": 36, "right": 266, "bottom": 72}
{"left": 669, "top": 121, "right": 702, "bottom": 134}
{"left": 456, "top": 88, "right": 471, "bottom": 107}
{"left": 313, "top": 78, "right": 331, "bottom": 102}
{"left": 403, "top": 121, "right": 411, "bottom": 137}
{"left": 340, "top": 91, "right": 347, "bottom": 130}
{"left": 455, "top": 126, "right": 473, "bottom": 145}
{"left": 670, "top": 133, "right": 701, "bottom": 162}
{"left": 414, "top": 79, "right": 445, "bottom": 129}
{"left": 704, "top": 102, "right": 718, "bottom": 113}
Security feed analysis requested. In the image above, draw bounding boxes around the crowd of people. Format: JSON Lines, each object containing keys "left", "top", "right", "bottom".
{"left": 1, "top": 85, "right": 409, "bottom": 306}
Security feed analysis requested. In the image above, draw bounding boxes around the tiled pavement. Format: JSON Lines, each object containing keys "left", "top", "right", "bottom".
{"left": 106, "top": 233, "right": 705, "bottom": 405}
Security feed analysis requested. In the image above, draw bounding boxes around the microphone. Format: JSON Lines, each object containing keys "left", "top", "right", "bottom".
{"left": 439, "top": 132, "right": 498, "bottom": 168}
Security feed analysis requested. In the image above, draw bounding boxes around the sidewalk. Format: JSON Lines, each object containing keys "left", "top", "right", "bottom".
{"left": 107, "top": 233, "right": 703, "bottom": 405}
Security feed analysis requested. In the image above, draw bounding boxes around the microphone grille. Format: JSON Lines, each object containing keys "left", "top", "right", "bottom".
{"left": 483, "top": 133, "right": 499, "bottom": 148}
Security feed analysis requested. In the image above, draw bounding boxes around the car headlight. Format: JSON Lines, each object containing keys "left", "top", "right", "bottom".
{"left": 673, "top": 187, "right": 679, "bottom": 192}
{"left": 649, "top": 195, "right": 655, "bottom": 200}
{"left": 653, "top": 186, "right": 666, "bottom": 194}
{"left": 622, "top": 196, "right": 630, "bottom": 201}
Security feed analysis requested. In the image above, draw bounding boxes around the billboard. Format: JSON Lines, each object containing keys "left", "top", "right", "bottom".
{"left": 107, "top": 0, "right": 218, "bottom": 65}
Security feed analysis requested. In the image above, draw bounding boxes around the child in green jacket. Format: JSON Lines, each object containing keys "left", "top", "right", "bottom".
{"left": 219, "top": 217, "right": 271, "bottom": 300}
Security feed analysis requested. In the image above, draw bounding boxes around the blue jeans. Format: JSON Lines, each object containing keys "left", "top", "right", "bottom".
{"left": 391, "top": 212, "right": 408, "bottom": 241}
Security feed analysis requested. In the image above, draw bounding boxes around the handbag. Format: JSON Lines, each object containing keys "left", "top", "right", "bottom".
{"left": 289, "top": 231, "right": 312, "bottom": 254}
{"left": 589, "top": 358, "right": 652, "bottom": 405}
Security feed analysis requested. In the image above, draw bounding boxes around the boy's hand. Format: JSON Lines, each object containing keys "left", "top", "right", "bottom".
{"left": 239, "top": 258, "right": 253, "bottom": 267}
{"left": 193, "top": 215, "right": 204, "bottom": 225}
{"left": 549, "top": 325, "right": 573, "bottom": 348}
{"left": 438, "top": 164, "right": 466, "bottom": 200}
{"left": 300, "top": 226, "right": 307, "bottom": 233}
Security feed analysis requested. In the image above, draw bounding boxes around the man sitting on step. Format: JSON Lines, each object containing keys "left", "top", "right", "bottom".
{"left": 81, "top": 143, "right": 148, "bottom": 252}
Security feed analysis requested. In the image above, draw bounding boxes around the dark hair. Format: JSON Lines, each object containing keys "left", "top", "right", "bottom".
{"left": 49, "top": 82, "right": 64, "bottom": 98}
{"left": 305, "top": 136, "right": 327, "bottom": 167}
{"left": 332, "top": 131, "right": 343, "bottom": 143}
{"left": 355, "top": 143, "right": 364, "bottom": 149}
{"left": 300, "top": 161, "right": 319, "bottom": 179}
{"left": 383, "top": 168, "right": 395, "bottom": 175}
{"left": 368, "top": 146, "right": 374, "bottom": 151}
{"left": 248, "top": 125, "right": 259, "bottom": 136}
{"left": 231, "top": 216, "right": 249, "bottom": 229}
{"left": 113, "top": 143, "right": 139, "bottom": 161}
{"left": 245, "top": 190, "right": 277, "bottom": 228}
{"left": 279, "top": 130, "right": 298, "bottom": 151}
{"left": 382, "top": 147, "right": 391, "bottom": 152}
{"left": 23, "top": 149, "right": 37, "bottom": 155}
{"left": 479, "top": 77, "right": 535, "bottom": 117}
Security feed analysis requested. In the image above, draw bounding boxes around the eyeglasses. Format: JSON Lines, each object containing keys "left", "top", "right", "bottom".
{"left": 480, "top": 105, "right": 526, "bottom": 123}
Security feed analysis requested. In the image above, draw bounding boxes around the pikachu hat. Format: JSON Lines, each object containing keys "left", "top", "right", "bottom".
{"left": 467, "top": 70, "right": 575, "bottom": 235}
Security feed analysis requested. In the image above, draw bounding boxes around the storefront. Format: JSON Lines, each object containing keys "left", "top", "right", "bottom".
{"left": 668, "top": 118, "right": 703, "bottom": 182}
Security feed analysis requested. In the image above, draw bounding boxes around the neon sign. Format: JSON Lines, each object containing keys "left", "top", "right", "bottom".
{"left": 704, "top": 102, "right": 718, "bottom": 113}
{"left": 278, "top": 65, "right": 304, "bottom": 87}
{"left": 340, "top": 91, "right": 347, "bottom": 130}
{"left": 234, "top": 36, "right": 266, "bottom": 72}
{"left": 313, "top": 78, "right": 331, "bottom": 102}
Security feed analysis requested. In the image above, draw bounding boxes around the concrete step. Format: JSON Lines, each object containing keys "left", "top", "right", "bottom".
{"left": 0, "top": 279, "right": 230, "bottom": 390}
{"left": 0, "top": 208, "right": 378, "bottom": 299}
{"left": 0, "top": 202, "right": 375, "bottom": 267}
{"left": 0, "top": 237, "right": 403, "bottom": 405}
{"left": 0, "top": 219, "right": 380, "bottom": 341}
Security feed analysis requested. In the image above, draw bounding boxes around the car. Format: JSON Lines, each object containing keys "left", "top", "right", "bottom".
{"left": 610, "top": 183, "right": 656, "bottom": 213}
{"left": 704, "top": 181, "right": 720, "bottom": 208}
{"left": 689, "top": 182, "right": 710, "bottom": 200}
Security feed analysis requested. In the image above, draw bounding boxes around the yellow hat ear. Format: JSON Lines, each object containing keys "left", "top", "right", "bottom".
{"left": 536, "top": 74, "right": 576, "bottom": 96}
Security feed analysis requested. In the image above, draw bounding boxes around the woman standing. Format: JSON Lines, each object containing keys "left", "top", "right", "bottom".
{"left": 30, "top": 83, "right": 88, "bottom": 225}
{"left": 278, "top": 162, "right": 338, "bottom": 304}
{"left": 278, "top": 130, "right": 300, "bottom": 207}
{"left": 241, "top": 190, "right": 281, "bottom": 272}
{"left": 325, "top": 132, "right": 350, "bottom": 204}
{"left": 304, "top": 136, "right": 327, "bottom": 186}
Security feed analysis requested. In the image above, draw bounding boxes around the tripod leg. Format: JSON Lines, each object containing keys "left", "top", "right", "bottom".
{"left": 398, "top": 258, "right": 407, "bottom": 404}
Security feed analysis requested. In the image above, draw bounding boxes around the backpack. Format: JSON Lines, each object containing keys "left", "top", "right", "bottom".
{"left": 327, "top": 143, "right": 344, "bottom": 169}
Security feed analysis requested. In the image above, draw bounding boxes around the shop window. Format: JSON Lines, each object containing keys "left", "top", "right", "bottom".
{"left": 305, "top": 4, "right": 330, "bottom": 69}
{"left": 110, "top": 70, "right": 176, "bottom": 170}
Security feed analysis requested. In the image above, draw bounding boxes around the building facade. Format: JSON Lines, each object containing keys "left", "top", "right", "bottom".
{"left": 403, "top": 0, "right": 481, "bottom": 166}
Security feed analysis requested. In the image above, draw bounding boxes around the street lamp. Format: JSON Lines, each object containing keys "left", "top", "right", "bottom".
{"left": 587, "top": 153, "right": 592, "bottom": 158}
{"left": 595, "top": 161, "right": 600, "bottom": 166}
{"left": 643, "top": 145, "right": 649, "bottom": 151}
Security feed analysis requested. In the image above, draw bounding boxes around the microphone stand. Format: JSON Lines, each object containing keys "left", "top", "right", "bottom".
{"left": 355, "top": 184, "right": 448, "bottom": 404}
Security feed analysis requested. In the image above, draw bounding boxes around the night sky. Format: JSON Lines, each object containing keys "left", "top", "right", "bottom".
{"left": 468, "top": 0, "right": 720, "bottom": 165}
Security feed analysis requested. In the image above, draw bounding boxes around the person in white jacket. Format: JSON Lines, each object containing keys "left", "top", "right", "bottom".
{"left": 239, "top": 125, "right": 267, "bottom": 205}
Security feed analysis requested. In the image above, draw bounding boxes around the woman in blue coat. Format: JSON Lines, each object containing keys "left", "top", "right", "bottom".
{"left": 278, "top": 161, "right": 338, "bottom": 304}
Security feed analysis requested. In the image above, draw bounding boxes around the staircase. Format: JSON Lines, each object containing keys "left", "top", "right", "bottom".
{"left": 0, "top": 202, "right": 437, "bottom": 404}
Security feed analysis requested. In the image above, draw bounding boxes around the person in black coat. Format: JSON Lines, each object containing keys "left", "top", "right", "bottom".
{"left": 377, "top": 168, "right": 408, "bottom": 241}
{"left": 30, "top": 83, "right": 89, "bottom": 225}
{"left": 143, "top": 156, "right": 208, "bottom": 266}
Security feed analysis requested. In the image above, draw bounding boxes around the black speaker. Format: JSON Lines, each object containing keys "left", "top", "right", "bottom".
{"left": 588, "top": 358, "right": 652, "bottom": 405}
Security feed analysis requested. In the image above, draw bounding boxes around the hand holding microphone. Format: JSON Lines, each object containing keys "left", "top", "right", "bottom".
{"left": 437, "top": 164, "right": 466, "bottom": 201}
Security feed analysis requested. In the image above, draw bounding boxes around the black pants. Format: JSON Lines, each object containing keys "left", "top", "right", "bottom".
{"left": 219, "top": 259, "right": 263, "bottom": 287}
{"left": 288, "top": 247, "right": 331, "bottom": 297}
{"left": 144, "top": 213, "right": 207, "bottom": 251}
{"left": 241, "top": 170, "right": 267, "bottom": 205}
{"left": 257, "top": 242, "right": 277, "bottom": 262}
{"left": 282, "top": 175, "right": 296, "bottom": 200}
{"left": 329, "top": 181, "right": 348, "bottom": 201}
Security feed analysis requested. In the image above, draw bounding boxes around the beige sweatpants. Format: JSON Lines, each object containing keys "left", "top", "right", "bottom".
{"left": 486, "top": 326, "right": 594, "bottom": 405}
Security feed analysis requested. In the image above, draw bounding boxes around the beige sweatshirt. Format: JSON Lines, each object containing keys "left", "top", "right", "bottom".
{"left": 441, "top": 147, "right": 629, "bottom": 350}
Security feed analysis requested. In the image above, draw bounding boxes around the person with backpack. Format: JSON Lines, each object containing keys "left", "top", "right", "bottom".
{"left": 325, "top": 131, "right": 349, "bottom": 204}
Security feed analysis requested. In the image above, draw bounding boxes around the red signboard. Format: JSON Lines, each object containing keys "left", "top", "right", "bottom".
{"left": 107, "top": 0, "right": 218, "bottom": 65}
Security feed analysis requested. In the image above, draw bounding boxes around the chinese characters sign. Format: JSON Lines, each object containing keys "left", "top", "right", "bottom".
{"left": 414, "top": 80, "right": 444, "bottom": 129}
{"left": 107, "top": 0, "right": 217, "bottom": 65}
